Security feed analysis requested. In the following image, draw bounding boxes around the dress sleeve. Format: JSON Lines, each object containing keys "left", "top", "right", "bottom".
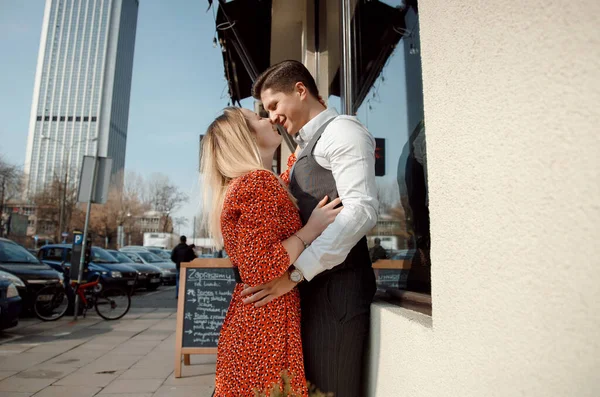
{"left": 230, "top": 170, "right": 291, "bottom": 286}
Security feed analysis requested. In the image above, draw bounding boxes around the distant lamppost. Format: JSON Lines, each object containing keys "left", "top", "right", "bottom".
{"left": 163, "top": 210, "right": 170, "bottom": 232}
{"left": 127, "top": 212, "right": 132, "bottom": 246}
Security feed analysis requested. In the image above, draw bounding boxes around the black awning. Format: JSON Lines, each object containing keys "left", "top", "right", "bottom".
{"left": 215, "top": 0, "right": 408, "bottom": 108}
{"left": 329, "top": 1, "right": 407, "bottom": 112}
{"left": 216, "top": 0, "right": 272, "bottom": 105}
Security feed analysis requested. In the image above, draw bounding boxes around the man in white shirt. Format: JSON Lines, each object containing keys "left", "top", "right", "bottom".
{"left": 241, "top": 60, "right": 378, "bottom": 396}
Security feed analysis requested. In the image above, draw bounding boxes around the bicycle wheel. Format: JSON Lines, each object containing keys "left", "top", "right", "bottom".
{"left": 94, "top": 287, "right": 130, "bottom": 320}
{"left": 33, "top": 285, "right": 69, "bottom": 321}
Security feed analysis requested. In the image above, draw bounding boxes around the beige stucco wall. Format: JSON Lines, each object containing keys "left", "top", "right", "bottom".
{"left": 368, "top": 1, "right": 600, "bottom": 396}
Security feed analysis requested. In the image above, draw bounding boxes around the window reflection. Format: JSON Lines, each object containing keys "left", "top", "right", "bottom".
{"left": 348, "top": 3, "right": 429, "bottom": 294}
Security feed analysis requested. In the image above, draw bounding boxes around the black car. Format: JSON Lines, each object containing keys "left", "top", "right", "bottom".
{"left": 0, "top": 271, "right": 22, "bottom": 330}
{"left": 106, "top": 250, "right": 162, "bottom": 291}
{"left": 0, "top": 238, "right": 63, "bottom": 310}
{"left": 38, "top": 244, "right": 137, "bottom": 292}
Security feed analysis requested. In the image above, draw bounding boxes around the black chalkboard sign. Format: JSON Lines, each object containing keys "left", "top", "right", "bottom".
{"left": 181, "top": 267, "right": 235, "bottom": 348}
{"left": 175, "top": 258, "right": 234, "bottom": 378}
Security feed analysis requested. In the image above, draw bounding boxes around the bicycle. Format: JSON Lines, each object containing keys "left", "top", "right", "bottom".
{"left": 34, "top": 275, "right": 131, "bottom": 321}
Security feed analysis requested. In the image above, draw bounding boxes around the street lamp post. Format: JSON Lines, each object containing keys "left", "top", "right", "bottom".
{"left": 163, "top": 210, "right": 170, "bottom": 233}
{"left": 74, "top": 135, "right": 100, "bottom": 320}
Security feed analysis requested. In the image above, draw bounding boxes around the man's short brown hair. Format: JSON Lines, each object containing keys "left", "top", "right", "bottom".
{"left": 252, "top": 60, "right": 320, "bottom": 100}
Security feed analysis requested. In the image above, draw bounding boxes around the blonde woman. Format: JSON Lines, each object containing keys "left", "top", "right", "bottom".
{"left": 201, "top": 107, "right": 341, "bottom": 396}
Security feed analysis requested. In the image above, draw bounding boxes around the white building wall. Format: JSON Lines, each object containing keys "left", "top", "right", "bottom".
{"left": 368, "top": 1, "right": 600, "bottom": 396}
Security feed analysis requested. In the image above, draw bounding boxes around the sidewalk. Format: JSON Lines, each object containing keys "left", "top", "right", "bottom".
{"left": 0, "top": 306, "right": 216, "bottom": 397}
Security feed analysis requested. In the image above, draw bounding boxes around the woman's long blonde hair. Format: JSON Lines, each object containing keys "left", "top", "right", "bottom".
{"left": 200, "top": 107, "right": 294, "bottom": 249}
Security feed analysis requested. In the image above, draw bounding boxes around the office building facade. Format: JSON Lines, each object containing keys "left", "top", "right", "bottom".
{"left": 24, "top": 0, "right": 139, "bottom": 198}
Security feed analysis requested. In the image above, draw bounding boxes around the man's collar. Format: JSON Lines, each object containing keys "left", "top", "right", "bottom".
{"left": 294, "top": 107, "right": 339, "bottom": 148}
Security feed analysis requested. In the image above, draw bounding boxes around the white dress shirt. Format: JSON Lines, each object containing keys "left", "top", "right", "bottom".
{"left": 291, "top": 108, "right": 379, "bottom": 281}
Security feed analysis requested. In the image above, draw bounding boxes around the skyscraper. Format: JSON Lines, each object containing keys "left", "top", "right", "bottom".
{"left": 24, "top": 0, "right": 139, "bottom": 198}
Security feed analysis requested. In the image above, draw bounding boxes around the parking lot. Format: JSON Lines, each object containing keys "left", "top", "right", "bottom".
{"left": 0, "top": 286, "right": 216, "bottom": 397}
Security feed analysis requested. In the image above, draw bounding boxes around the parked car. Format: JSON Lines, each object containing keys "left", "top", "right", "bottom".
{"left": 120, "top": 250, "right": 177, "bottom": 285}
{"left": 146, "top": 247, "right": 174, "bottom": 262}
{"left": 120, "top": 245, "right": 148, "bottom": 252}
{"left": 0, "top": 270, "right": 23, "bottom": 330}
{"left": 38, "top": 244, "right": 138, "bottom": 292}
{"left": 0, "top": 238, "right": 63, "bottom": 310}
{"left": 106, "top": 250, "right": 162, "bottom": 291}
{"left": 388, "top": 249, "right": 417, "bottom": 260}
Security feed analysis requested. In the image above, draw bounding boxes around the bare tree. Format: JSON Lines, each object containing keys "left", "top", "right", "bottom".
{"left": 0, "top": 155, "right": 24, "bottom": 237}
{"left": 0, "top": 155, "right": 23, "bottom": 202}
{"left": 72, "top": 171, "right": 151, "bottom": 248}
{"left": 124, "top": 170, "right": 150, "bottom": 206}
{"left": 376, "top": 179, "right": 400, "bottom": 214}
{"left": 194, "top": 212, "right": 210, "bottom": 238}
{"left": 33, "top": 174, "right": 80, "bottom": 242}
{"left": 147, "top": 173, "right": 189, "bottom": 232}
{"left": 173, "top": 216, "right": 188, "bottom": 236}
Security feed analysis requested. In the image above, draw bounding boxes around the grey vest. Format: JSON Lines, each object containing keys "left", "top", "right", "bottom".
{"left": 289, "top": 118, "right": 371, "bottom": 278}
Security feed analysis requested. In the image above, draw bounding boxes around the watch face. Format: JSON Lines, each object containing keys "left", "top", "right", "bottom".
{"left": 290, "top": 269, "right": 303, "bottom": 283}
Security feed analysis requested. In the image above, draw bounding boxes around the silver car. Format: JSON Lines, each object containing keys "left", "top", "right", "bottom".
{"left": 119, "top": 250, "right": 177, "bottom": 285}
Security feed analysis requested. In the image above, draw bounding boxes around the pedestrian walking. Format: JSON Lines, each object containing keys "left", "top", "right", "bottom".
{"left": 171, "top": 235, "right": 195, "bottom": 299}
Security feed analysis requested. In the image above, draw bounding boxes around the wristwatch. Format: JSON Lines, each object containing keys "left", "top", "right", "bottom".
{"left": 288, "top": 266, "right": 304, "bottom": 283}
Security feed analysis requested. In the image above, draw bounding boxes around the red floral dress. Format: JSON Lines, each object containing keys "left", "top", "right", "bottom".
{"left": 280, "top": 152, "right": 297, "bottom": 185}
{"left": 215, "top": 169, "right": 308, "bottom": 397}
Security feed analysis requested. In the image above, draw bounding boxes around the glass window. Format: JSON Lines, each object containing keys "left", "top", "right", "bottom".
{"left": 124, "top": 253, "right": 143, "bottom": 264}
{"left": 90, "top": 247, "right": 118, "bottom": 263}
{"left": 0, "top": 241, "right": 43, "bottom": 264}
{"left": 41, "top": 247, "right": 64, "bottom": 262}
{"left": 338, "top": 2, "right": 430, "bottom": 294}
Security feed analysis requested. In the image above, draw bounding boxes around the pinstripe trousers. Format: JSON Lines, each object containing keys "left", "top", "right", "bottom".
{"left": 299, "top": 266, "right": 376, "bottom": 397}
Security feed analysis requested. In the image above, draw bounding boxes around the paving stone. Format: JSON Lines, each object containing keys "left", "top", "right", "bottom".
{"left": 0, "top": 376, "right": 56, "bottom": 393}
{"left": 25, "top": 340, "right": 86, "bottom": 354}
{"left": 137, "top": 312, "right": 172, "bottom": 319}
{"left": 152, "top": 385, "right": 214, "bottom": 397}
{"left": 32, "top": 385, "right": 101, "bottom": 397}
{"left": 15, "top": 368, "right": 65, "bottom": 379}
{"left": 44, "top": 350, "right": 106, "bottom": 368}
{"left": 129, "top": 332, "right": 171, "bottom": 342}
{"left": 55, "top": 370, "right": 121, "bottom": 387}
{"left": 0, "top": 370, "right": 18, "bottom": 381}
{"left": 100, "top": 379, "right": 164, "bottom": 394}
{"left": 77, "top": 354, "right": 144, "bottom": 373}
{"left": 164, "top": 373, "right": 214, "bottom": 386}
{"left": 0, "top": 345, "right": 31, "bottom": 356}
{"left": 96, "top": 394, "right": 152, "bottom": 397}
{"left": 0, "top": 392, "right": 33, "bottom": 397}
{"left": 0, "top": 352, "right": 58, "bottom": 371}
{"left": 20, "top": 364, "right": 78, "bottom": 379}
{"left": 118, "top": 366, "right": 174, "bottom": 380}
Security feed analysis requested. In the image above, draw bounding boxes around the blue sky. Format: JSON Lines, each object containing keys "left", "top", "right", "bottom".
{"left": 0, "top": 0, "right": 239, "bottom": 236}
{"left": 0, "top": 0, "right": 413, "bottom": 236}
